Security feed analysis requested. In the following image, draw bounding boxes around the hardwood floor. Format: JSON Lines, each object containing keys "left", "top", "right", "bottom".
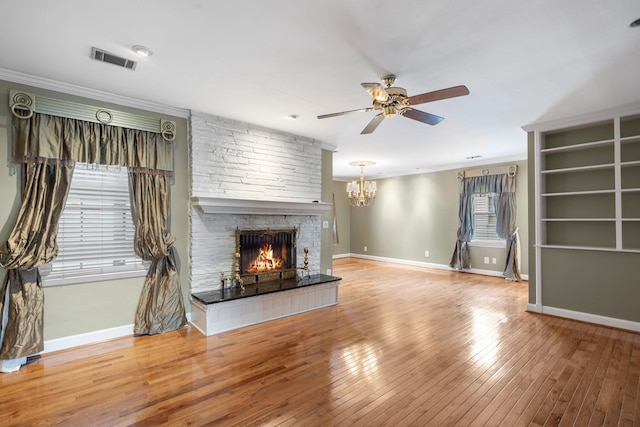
{"left": 1, "top": 258, "right": 638, "bottom": 426}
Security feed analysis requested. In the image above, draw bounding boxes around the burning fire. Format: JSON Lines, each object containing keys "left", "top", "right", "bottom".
{"left": 247, "top": 243, "right": 283, "bottom": 273}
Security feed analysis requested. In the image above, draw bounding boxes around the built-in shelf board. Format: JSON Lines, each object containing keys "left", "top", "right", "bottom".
{"left": 542, "top": 189, "right": 615, "bottom": 197}
{"left": 191, "top": 196, "right": 332, "bottom": 215}
{"left": 539, "top": 138, "right": 613, "bottom": 154}
{"left": 541, "top": 163, "right": 615, "bottom": 174}
{"left": 541, "top": 218, "right": 615, "bottom": 222}
{"left": 536, "top": 244, "right": 640, "bottom": 254}
{"left": 621, "top": 160, "right": 640, "bottom": 167}
{"left": 621, "top": 135, "right": 640, "bottom": 144}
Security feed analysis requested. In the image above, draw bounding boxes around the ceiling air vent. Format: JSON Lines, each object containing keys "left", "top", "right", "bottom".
{"left": 90, "top": 47, "right": 137, "bottom": 70}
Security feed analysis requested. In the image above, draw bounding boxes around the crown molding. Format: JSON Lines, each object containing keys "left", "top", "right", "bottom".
{"left": 332, "top": 154, "right": 527, "bottom": 181}
{"left": 320, "top": 141, "right": 338, "bottom": 152}
{"left": 0, "top": 68, "right": 190, "bottom": 119}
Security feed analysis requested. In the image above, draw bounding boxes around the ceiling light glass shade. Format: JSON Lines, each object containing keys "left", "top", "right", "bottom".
{"left": 132, "top": 45, "right": 153, "bottom": 57}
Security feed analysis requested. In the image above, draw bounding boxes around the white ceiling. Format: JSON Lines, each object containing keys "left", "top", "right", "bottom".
{"left": 1, "top": 1, "right": 639, "bottom": 180}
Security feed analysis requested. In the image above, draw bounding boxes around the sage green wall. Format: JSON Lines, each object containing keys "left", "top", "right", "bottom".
{"left": 541, "top": 249, "right": 640, "bottom": 321}
{"left": 320, "top": 149, "right": 333, "bottom": 275}
{"left": 332, "top": 180, "right": 351, "bottom": 256}
{"left": 342, "top": 160, "right": 528, "bottom": 275}
{"left": 0, "top": 80, "right": 190, "bottom": 340}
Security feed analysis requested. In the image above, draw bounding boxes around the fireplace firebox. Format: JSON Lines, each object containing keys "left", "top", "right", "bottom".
{"left": 236, "top": 228, "right": 297, "bottom": 284}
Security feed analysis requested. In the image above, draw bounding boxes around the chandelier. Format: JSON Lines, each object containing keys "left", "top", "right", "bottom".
{"left": 346, "top": 161, "right": 377, "bottom": 207}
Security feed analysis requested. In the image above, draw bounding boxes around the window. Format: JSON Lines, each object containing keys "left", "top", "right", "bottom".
{"left": 470, "top": 194, "right": 505, "bottom": 247}
{"left": 41, "top": 163, "right": 148, "bottom": 286}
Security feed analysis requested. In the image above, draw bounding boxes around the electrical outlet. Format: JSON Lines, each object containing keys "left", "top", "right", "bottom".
{"left": 484, "top": 256, "right": 490, "bottom": 264}
{"left": 424, "top": 250, "right": 430, "bottom": 257}
{"left": 326, "top": 269, "right": 332, "bottom": 275}
{"left": 492, "top": 257, "right": 497, "bottom": 264}
{"left": 364, "top": 246, "right": 368, "bottom": 252}
{"left": 322, "top": 220, "right": 329, "bottom": 229}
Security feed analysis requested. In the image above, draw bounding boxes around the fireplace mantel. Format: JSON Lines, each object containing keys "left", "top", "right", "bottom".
{"left": 191, "top": 196, "right": 332, "bottom": 215}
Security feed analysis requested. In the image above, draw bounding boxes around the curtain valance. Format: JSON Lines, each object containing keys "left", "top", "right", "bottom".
{"left": 460, "top": 173, "right": 515, "bottom": 195}
{"left": 12, "top": 113, "right": 173, "bottom": 175}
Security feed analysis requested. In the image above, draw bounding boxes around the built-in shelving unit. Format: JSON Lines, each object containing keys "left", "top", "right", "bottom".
{"left": 534, "top": 113, "right": 640, "bottom": 252}
{"left": 523, "top": 103, "right": 640, "bottom": 330}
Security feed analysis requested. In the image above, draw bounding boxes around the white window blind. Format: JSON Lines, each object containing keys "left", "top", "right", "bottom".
{"left": 41, "top": 163, "right": 148, "bottom": 286}
{"left": 471, "top": 194, "right": 504, "bottom": 246}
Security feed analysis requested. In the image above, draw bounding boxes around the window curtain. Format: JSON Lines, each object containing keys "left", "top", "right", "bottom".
{"left": 449, "top": 188, "right": 473, "bottom": 271}
{"left": 128, "top": 171, "right": 186, "bottom": 335}
{"left": 0, "top": 160, "right": 73, "bottom": 371}
{"left": 494, "top": 192, "right": 522, "bottom": 281}
{"left": 1, "top": 113, "right": 183, "bottom": 372}
{"left": 449, "top": 173, "right": 521, "bottom": 281}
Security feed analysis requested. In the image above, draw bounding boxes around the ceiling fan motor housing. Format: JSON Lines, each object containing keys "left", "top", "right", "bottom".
{"left": 383, "top": 105, "right": 396, "bottom": 118}
{"left": 385, "top": 86, "right": 407, "bottom": 98}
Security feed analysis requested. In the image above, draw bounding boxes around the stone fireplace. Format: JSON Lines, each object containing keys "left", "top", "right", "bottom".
{"left": 188, "top": 111, "right": 332, "bottom": 291}
{"left": 188, "top": 112, "right": 339, "bottom": 336}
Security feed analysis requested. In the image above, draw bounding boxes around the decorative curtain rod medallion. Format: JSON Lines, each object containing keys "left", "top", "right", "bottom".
{"left": 9, "top": 90, "right": 35, "bottom": 119}
{"left": 161, "top": 120, "right": 177, "bottom": 142}
{"left": 95, "top": 109, "right": 113, "bottom": 124}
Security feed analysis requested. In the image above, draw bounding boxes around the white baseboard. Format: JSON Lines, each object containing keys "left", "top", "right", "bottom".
{"left": 538, "top": 305, "right": 640, "bottom": 333}
{"left": 42, "top": 312, "right": 192, "bottom": 354}
{"left": 43, "top": 324, "right": 134, "bottom": 354}
{"left": 527, "top": 303, "right": 542, "bottom": 313}
{"left": 335, "top": 253, "right": 528, "bottom": 280}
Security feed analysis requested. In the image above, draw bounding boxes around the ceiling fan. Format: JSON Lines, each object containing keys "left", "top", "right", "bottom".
{"left": 317, "top": 74, "right": 469, "bottom": 134}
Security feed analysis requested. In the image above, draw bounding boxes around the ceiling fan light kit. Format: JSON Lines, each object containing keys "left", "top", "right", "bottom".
{"left": 318, "top": 74, "right": 469, "bottom": 134}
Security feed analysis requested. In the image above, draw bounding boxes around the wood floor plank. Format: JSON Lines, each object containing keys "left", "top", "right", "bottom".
{"left": 462, "top": 320, "right": 582, "bottom": 426}
{"left": 602, "top": 333, "right": 634, "bottom": 425}
{"left": 618, "top": 336, "right": 640, "bottom": 426}
{"left": 412, "top": 316, "right": 555, "bottom": 425}
{"left": 0, "top": 258, "right": 638, "bottom": 426}
{"left": 573, "top": 330, "right": 623, "bottom": 426}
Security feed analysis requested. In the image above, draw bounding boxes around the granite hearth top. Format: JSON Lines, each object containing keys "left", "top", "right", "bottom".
{"left": 191, "top": 274, "right": 341, "bottom": 305}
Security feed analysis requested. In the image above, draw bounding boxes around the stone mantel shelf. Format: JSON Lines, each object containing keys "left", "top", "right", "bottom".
{"left": 191, "top": 196, "right": 332, "bottom": 215}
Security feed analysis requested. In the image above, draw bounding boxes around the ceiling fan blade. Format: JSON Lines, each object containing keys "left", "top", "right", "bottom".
{"left": 361, "top": 83, "right": 389, "bottom": 102}
{"left": 401, "top": 107, "right": 444, "bottom": 125}
{"left": 317, "top": 107, "right": 374, "bottom": 119}
{"left": 361, "top": 113, "right": 384, "bottom": 134}
{"left": 406, "top": 85, "right": 470, "bottom": 106}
